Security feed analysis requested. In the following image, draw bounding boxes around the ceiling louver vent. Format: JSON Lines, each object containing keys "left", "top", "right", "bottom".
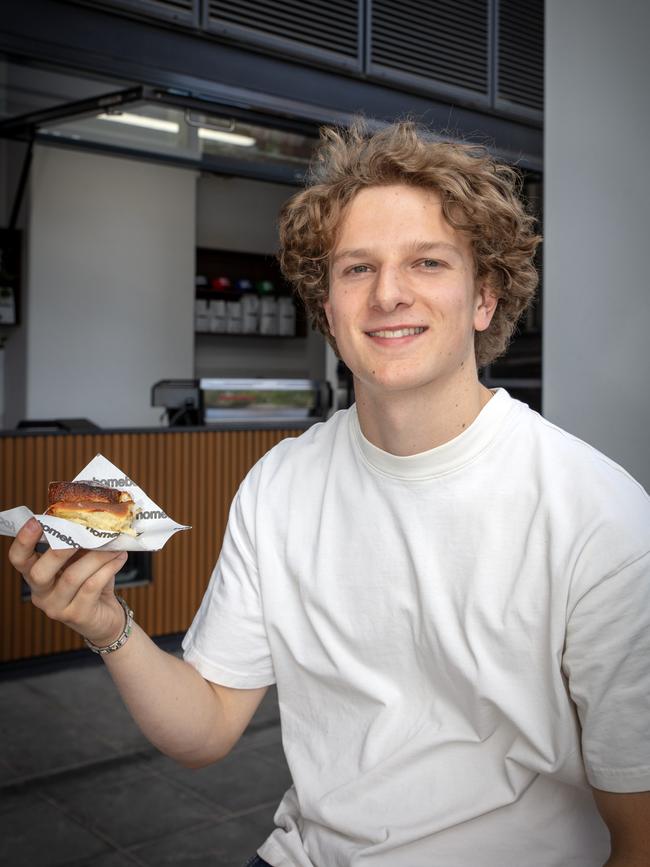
{"left": 369, "top": 0, "right": 489, "bottom": 98}
{"left": 88, "top": 0, "right": 197, "bottom": 26}
{"left": 497, "top": 0, "right": 544, "bottom": 113}
{"left": 205, "top": 0, "right": 360, "bottom": 67}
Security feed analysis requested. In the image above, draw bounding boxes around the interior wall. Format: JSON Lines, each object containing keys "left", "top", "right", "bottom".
{"left": 197, "top": 174, "right": 292, "bottom": 252}
{"left": 544, "top": 0, "right": 650, "bottom": 488}
{"left": 195, "top": 174, "right": 326, "bottom": 381}
{"left": 20, "top": 145, "right": 196, "bottom": 428}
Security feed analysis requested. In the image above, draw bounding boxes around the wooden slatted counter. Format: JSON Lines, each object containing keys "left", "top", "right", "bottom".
{"left": 0, "top": 424, "right": 311, "bottom": 664}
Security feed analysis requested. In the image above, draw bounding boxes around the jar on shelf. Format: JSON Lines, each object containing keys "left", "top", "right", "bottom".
{"left": 256, "top": 279, "right": 275, "bottom": 296}
{"left": 209, "top": 299, "right": 227, "bottom": 332}
{"left": 211, "top": 276, "right": 231, "bottom": 292}
{"left": 278, "top": 297, "right": 296, "bottom": 336}
{"left": 259, "top": 296, "right": 278, "bottom": 335}
{"left": 195, "top": 298, "right": 209, "bottom": 332}
{"left": 242, "top": 292, "right": 260, "bottom": 334}
{"left": 226, "top": 299, "right": 243, "bottom": 333}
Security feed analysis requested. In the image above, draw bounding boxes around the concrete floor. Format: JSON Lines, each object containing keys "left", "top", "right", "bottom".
{"left": 0, "top": 640, "right": 291, "bottom": 867}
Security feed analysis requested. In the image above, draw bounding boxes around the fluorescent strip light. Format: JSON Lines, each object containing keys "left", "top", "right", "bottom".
{"left": 198, "top": 128, "right": 256, "bottom": 147}
{"left": 97, "top": 112, "right": 179, "bottom": 133}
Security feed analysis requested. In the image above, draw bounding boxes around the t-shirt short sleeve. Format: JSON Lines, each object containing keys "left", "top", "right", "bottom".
{"left": 182, "top": 477, "right": 275, "bottom": 689}
{"left": 563, "top": 549, "right": 650, "bottom": 793}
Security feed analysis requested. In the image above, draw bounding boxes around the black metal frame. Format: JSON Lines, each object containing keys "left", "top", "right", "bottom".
{"left": 0, "top": 87, "right": 144, "bottom": 140}
{"left": 0, "top": 84, "right": 326, "bottom": 186}
{"left": 0, "top": 85, "right": 325, "bottom": 142}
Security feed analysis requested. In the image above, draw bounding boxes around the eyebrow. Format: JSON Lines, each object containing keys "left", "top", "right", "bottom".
{"left": 331, "top": 240, "right": 463, "bottom": 264}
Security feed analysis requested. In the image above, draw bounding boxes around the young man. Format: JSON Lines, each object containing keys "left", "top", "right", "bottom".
{"left": 9, "top": 122, "right": 650, "bottom": 867}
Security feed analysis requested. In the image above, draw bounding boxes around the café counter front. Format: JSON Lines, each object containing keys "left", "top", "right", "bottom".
{"left": 0, "top": 418, "right": 317, "bottom": 665}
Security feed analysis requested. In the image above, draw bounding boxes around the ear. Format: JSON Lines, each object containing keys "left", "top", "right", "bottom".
{"left": 473, "top": 279, "right": 498, "bottom": 333}
{"left": 323, "top": 296, "right": 335, "bottom": 337}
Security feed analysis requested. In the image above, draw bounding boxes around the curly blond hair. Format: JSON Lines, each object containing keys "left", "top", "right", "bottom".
{"left": 278, "top": 120, "right": 541, "bottom": 367}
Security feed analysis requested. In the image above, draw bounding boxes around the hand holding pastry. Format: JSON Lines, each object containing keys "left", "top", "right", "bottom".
{"left": 8, "top": 517, "right": 129, "bottom": 646}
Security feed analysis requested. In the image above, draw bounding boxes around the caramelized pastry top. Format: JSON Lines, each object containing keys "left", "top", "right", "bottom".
{"left": 48, "top": 481, "right": 132, "bottom": 506}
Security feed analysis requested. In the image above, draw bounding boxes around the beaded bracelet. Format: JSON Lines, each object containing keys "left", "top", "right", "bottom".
{"left": 83, "top": 595, "right": 134, "bottom": 655}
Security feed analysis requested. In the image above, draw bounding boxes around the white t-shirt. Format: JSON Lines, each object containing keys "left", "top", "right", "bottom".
{"left": 183, "top": 389, "right": 650, "bottom": 867}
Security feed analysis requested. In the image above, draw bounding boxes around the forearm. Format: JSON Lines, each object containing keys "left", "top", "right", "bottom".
{"left": 9, "top": 522, "right": 265, "bottom": 769}
{"left": 594, "top": 788, "right": 650, "bottom": 867}
{"left": 102, "top": 623, "right": 232, "bottom": 767}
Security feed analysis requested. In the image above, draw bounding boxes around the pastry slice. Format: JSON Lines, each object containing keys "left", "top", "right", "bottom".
{"left": 46, "top": 481, "right": 138, "bottom": 536}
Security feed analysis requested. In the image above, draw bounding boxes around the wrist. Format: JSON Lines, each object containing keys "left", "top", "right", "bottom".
{"left": 84, "top": 603, "right": 124, "bottom": 646}
{"left": 84, "top": 596, "right": 134, "bottom": 655}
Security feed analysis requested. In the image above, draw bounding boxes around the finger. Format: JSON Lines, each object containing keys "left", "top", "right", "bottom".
{"left": 72, "top": 555, "right": 125, "bottom": 609}
{"left": 8, "top": 518, "right": 57, "bottom": 580}
{"left": 60, "top": 555, "right": 128, "bottom": 634}
{"left": 27, "top": 546, "right": 81, "bottom": 596}
{"left": 8, "top": 517, "right": 43, "bottom": 574}
{"left": 49, "top": 550, "right": 128, "bottom": 610}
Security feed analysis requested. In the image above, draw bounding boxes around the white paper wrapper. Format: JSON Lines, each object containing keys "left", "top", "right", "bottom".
{"left": 0, "top": 453, "right": 190, "bottom": 551}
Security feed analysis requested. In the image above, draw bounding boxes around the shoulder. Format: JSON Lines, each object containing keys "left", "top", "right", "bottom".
{"left": 525, "top": 408, "right": 648, "bottom": 504}
{"left": 517, "top": 405, "right": 650, "bottom": 575}
{"left": 238, "top": 408, "right": 352, "bottom": 499}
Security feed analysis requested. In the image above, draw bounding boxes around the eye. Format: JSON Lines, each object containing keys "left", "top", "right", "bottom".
{"left": 347, "top": 264, "right": 371, "bottom": 274}
{"left": 419, "top": 258, "right": 443, "bottom": 269}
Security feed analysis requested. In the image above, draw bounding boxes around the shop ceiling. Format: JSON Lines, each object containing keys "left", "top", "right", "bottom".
{"left": 0, "top": 0, "right": 543, "bottom": 176}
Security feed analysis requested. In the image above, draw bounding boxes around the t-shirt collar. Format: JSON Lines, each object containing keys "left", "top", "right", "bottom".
{"left": 350, "top": 388, "right": 517, "bottom": 480}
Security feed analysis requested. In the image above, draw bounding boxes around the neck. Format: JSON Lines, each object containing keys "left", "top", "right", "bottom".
{"left": 354, "top": 371, "right": 493, "bottom": 457}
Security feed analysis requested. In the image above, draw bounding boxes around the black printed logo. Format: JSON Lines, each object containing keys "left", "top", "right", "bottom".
{"left": 41, "top": 523, "right": 82, "bottom": 549}
{"left": 0, "top": 514, "right": 16, "bottom": 533}
{"left": 136, "top": 509, "right": 167, "bottom": 521}
{"left": 88, "top": 527, "right": 119, "bottom": 539}
{"left": 90, "top": 476, "right": 136, "bottom": 489}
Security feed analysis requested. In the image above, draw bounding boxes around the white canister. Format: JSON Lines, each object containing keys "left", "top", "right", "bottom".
{"left": 259, "top": 296, "right": 278, "bottom": 335}
{"left": 226, "top": 300, "right": 243, "bottom": 334}
{"left": 278, "top": 297, "right": 296, "bottom": 336}
{"left": 195, "top": 298, "right": 209, "bottom": 333}
{"left": 242, "top": 293, "right": 260, "bottom": 334}
{"left": 209, "top": 299, "right": 227, "bottom": 333}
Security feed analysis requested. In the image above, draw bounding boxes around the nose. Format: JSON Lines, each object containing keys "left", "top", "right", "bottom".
{"left": 370, "top": 265, "right": 414, "bottom": 312}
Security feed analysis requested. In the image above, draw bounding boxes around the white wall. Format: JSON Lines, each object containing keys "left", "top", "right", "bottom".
{"left": 197, "top": 174, "right": 291, "bottom": 251}
{"left": 195, "top": 175, "right": 326, "bottom": 381}
{"left": 20, "top": 146, "right": 196, "bottom": 428}
{"left": 544, "top": 0, "right": 650, "bottom": 488}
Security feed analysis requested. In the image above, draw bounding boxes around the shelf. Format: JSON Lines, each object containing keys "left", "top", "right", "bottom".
{"left": 195, "top": 246, "right": 307, "bottom": 338}
{"left": 195, "top": 331, "right": 306, "bottom": 339}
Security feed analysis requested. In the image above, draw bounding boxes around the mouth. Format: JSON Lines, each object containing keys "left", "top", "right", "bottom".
{"left": 365, "top": 326, "right": 427, "bottom": 339}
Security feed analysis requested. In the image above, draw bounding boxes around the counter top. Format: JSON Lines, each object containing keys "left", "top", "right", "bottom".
{"left": 0, "top": 418, "right": 325, "bottom": 438}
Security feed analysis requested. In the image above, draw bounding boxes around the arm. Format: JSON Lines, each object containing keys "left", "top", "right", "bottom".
{"left": 562, "top": 545, "right": 650, "bottom": 865}
{"left": 8, "top": 518, "right": 267, "bottom": 768}
{"left": 593, "top": 788, "right": 650, "bottom": 866}
{"left": 101, "top": 622, "right": 267, "bottom": 767}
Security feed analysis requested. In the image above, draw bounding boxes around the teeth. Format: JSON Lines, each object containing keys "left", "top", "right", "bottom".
{"left": 368, "top": 327, "right": 425, "bottom": 338}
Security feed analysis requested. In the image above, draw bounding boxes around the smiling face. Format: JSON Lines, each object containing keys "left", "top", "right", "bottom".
{"left": 324, "top": 184, "right": 497, "bottom": 402}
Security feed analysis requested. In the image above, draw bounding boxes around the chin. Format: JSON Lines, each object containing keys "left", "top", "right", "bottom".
{"left": 358, "top": 370, "right": 440, "bottom": 395}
